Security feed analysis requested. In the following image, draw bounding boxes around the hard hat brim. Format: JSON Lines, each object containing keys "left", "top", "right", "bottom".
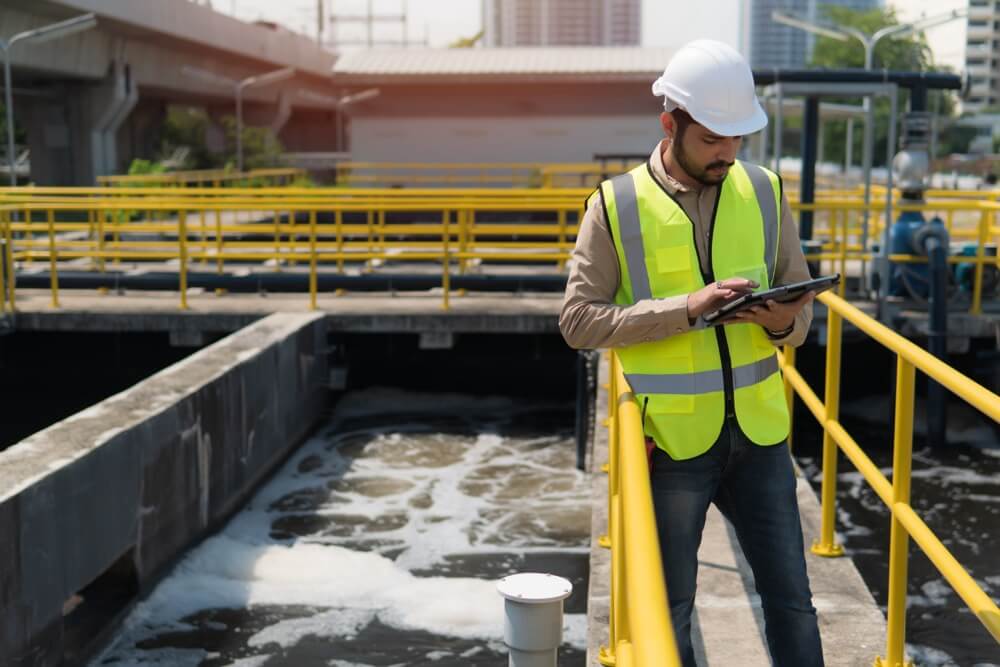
{"left": 691, "top": 99, "right": 769, "bottom": 138}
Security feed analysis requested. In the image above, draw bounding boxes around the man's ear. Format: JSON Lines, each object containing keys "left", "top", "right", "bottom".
{"left": 660, "top": 112, "right": 675, "bottom": 141}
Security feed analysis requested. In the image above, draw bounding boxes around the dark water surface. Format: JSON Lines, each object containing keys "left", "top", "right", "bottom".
{"left": 92, "top": 390, "right": 589, "bottom": 666}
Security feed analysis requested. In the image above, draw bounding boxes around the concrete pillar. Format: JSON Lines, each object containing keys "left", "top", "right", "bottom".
{"left": 19, "top": 93, "right": 74, "bottom": 186}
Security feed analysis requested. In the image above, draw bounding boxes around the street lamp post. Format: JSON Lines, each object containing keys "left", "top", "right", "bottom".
{"left": 0, "top": 14, "right": 98, "bottom": 186}
{"left": 183, "top": 66, "right": 296, "bottom": 171}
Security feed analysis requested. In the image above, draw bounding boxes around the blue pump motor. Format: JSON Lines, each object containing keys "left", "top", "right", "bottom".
{"left": 888, "top": 211, "right": 948, "bottom": 298}
{"left": 955, "top": 243, "right": 999, "bottom": 295}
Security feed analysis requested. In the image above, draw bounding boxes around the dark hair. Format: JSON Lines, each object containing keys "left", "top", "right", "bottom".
{"left": 670, "top": 108, "right": 695, "bottom": 141}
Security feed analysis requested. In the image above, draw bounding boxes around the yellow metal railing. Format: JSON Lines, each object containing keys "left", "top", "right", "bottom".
{"left": 96, "top": 168, "right": 304, "bottom": 188}
{"left": 334, "top": 161, "right": 640, "bottom": 189}
{"left": 0, "top": 186, "right": 998, "bottom": 315}
{"left": 599, "top": 352, "right": 681, "bottom": 666}
{"left": 0, "top": 195, "right": 584, "bottom": 311}
{"left": 779, "top": 291, "right": 1000, "bottom": 666}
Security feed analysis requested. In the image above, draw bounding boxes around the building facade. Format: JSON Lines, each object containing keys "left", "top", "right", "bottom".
{"left": 482, "top": 0, "right": 639, "bottom": 47}
{"left": 965, "top": 0, "right": 1000, "bottom": 112}
{"left": 748, "top": 0, "right": 882, "bottom": 69}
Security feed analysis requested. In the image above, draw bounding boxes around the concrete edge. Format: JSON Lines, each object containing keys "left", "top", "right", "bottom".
{"left": 0, "top": 312, "right": 329, "bottom": 666}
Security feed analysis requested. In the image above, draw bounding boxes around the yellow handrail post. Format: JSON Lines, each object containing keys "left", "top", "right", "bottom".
{"left": 457, "top": 209, "right": 467, "bottom": 275}
{"left": 273, "top": 209, "right": 282, "bottom": 272}
{"left": 47, "top": 209, "right": 59, "bottom": 309}
{"left": 178, "top": 209, "right": 189, "bottom": 310}
{"left": 97, "top": 208, "right": 106, "bottom": 274}
{"left": 309, "top": 210, "right": 318, "bottom": 311}
{"left": 442, "top": 210, "right": 451, "bottom": 311}
{"left": 557, "top": 209, "right": 568, "bottom": 270}
{"left": 812, "top": 306, "right": 845, "bottom": 557}
{"left": 199, "top": 207, "right": 207, "bottom": 265}
{"left": 287, "top": 208, "right": 297, "bottom": 266}
{"left": 0, "top": 211, "right": 7, "bottom": 314}
{"left": 877, "top": 357, "right": 916, "bottom": 667}
{"left": 215, "top": 207, "right": 224, "bottom": 276}
{"left": 4, "top": 210, "right": 15, "bottom": 310}
{"left": 971, "top": 208, "right": 989, "bottom": 314}
{"left": 782, "top": 344, "right": 796, "bottom": 451}
{"left": 839, "top": 209, "right": 848, "bottom": 294}
{"left": 335, "top": 210, "right": 344, "bottom": 274}
{"left": 378, "top": 209, "right": 386, "bottom": 256}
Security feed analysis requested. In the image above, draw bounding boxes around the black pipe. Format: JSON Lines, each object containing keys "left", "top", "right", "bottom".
{"left": 753, "top": 69, "right": 962, "bottom": 90}
{"left": 14, "top": 270, "right": 569, "bottom": 294}
{"left": 799, "top": 96, "right": 819, "bottom": 240}
{"left": 925, "top": 236, "right": 949, "bottom": 447}
{"left": 910, "top": 85, "right": 928, "bottom": 113}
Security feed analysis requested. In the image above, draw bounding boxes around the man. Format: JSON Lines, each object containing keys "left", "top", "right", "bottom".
{"left": 559, "top": 40, "right": 823, "bottom": 666}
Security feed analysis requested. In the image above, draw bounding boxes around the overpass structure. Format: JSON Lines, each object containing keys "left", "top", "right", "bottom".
{"left": 1, "top": 0, "right": 343, "bottom": 185}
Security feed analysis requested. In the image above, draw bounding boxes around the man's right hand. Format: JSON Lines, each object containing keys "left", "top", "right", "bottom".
{"left": 686, "top": 278, "right": 758, "bottom": 322}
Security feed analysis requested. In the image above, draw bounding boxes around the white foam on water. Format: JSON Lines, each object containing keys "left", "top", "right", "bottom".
{"left": 222, "top": 656, "right": 272, "bottom": 667}
{"left": 93, "top": 388, "right": 590, "bottom": 664}
{"left": 248, "top": 609, "right": 375, "bottom": 648}
{"left": 906, "top": 642, "right": 958, "bottom": 666}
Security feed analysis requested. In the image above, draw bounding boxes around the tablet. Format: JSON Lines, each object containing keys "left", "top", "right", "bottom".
{"left": 703, "top": 274, "right": 840, "bottom": 325}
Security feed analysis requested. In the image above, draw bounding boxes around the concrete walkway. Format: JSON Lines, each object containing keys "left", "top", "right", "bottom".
{"left": 586, "top": 357, "right": 887, "bottom": 666}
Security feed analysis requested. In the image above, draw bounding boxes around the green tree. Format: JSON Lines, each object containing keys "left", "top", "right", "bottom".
{"left": 219, "top": 116, "right": 284, "bottom": 171}
{"left": 160, "top": 106, "right": 221, "bottom": 170}
{"left": 808, "top": 4, "right": 958, "bottom": 167}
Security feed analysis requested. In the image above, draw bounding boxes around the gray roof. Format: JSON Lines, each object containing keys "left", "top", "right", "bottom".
{"left": 332, "top": 47, "right": 674, "bottom": 81}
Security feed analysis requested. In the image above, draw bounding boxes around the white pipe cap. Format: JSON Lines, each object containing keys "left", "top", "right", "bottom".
{"left": 497, "top": 573, "right": 573, "bottom": 604}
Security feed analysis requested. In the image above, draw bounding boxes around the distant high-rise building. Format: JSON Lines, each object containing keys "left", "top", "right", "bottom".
{"left": 747, "top": 0, "right": 882, "bottom": 70}
{"left": 965, "top": 0, "right": 1000, "bottom": 112}
{"left": 483, "top": 0, "right": 640, "bottom": 47}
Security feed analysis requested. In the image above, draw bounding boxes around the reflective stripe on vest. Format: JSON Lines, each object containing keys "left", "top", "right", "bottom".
{"left": 611, "top": 172, "right": 652, "bottom": 301}
{"left": 742, "top": 162, "right": 781, "bottom": 285}
{"left": 625, "top": 355, "right": 778, "bottom": 396}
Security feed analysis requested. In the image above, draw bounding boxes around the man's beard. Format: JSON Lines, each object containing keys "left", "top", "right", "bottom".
{"left": 674, "top": 139, "right": 734, "bottom": 187}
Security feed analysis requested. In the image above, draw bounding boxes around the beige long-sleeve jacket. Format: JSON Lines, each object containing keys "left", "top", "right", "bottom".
{"left": 559, "top": 141, "right": 813, "bottom": 350}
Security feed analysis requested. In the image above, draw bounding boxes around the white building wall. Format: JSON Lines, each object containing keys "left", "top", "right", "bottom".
{"left": 349, "top": 115, "right": 660, "bottom": 163}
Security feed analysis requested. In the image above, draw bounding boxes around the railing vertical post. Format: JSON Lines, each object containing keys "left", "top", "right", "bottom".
{"left": 199, "top": 207, "right": 207, "bottom": 265}
{"left": 215, "top": 206, "right": 224, "bottom": 276}
{"left": 178, "top": 209, "right": 189, "bottom": 310}
{"left": 839, "top": 209, "right": 848, "bottom": 294}
{"left": 442, "top": 210, "right": 450, "bottom": 311}
{"left": 599, "top": 354, "right": 619, "bottom": 666}
{"left": 47, "top": 209, "right": 59, "bottom": 309}
{"left": 812, "top": 306, "right": 845, "bottom": 557}
{"left": 557, "top": 209, "right": 568, "bottom": 270}
{"left": 971, "top": 208, "right": 989, "bottom": 315}
{"left": 782, "top": 344, "right": 796, "bottom": 451}
{"left": 0, "top": 211, "right": 7, "bottom": 314}
{"left": 335, "top": 210, "right": 344, "bottom": 275}
{"left": 97, "top": 208, "right": 106, "bottom": 274}
{"left": 273, "top": 209, "right": 282, "bottom": 272}
{"left": 5, "top": 209, "right": 15, "bottom": 310}
{"left": 309, "top": 209, "right": 318, "bottom": 311}
{"left": 878, "top": 356, "right": 916, "bottom": 667}
{"left": 458, "top": 209, "right": 468, "bottom": 275}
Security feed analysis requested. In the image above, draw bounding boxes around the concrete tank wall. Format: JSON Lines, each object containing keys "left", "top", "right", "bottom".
{"left": 0, "top": 312, "right": 328, "bottom": 666}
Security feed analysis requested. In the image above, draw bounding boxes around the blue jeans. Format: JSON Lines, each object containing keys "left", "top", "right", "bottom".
{"left": 649, "top": 416, "right": 824, "bottom": 667}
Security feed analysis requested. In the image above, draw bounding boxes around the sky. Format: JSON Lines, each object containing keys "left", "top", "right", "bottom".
{"left": 220, "top": 0, "right": 968, "bottom": 72}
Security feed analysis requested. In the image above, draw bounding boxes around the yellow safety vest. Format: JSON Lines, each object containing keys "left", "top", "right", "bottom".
{"left": 593, "top": 160, "right": 791, "bottom": 460}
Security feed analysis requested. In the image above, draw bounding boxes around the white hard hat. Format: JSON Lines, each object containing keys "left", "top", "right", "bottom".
{"left": 652, "top": 39, "right": 767, "bottom": 137}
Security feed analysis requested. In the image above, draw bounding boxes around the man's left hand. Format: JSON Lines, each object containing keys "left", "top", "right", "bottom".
{"left": 725, "top": 291, "right": 814, "bottom": 332}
